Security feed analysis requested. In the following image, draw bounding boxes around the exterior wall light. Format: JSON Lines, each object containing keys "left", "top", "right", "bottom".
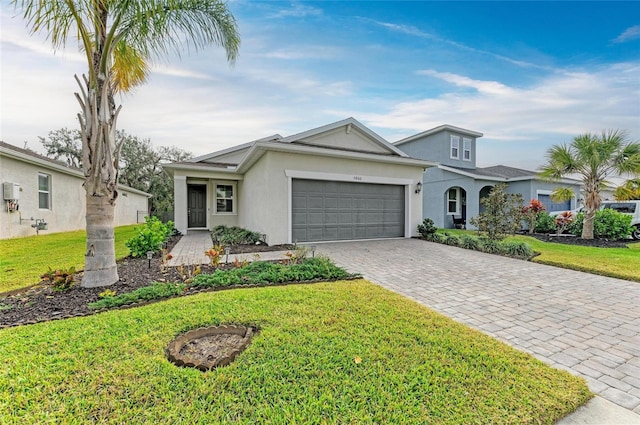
{"left": 415, "top": 182, "right": 423, "bottom": 194}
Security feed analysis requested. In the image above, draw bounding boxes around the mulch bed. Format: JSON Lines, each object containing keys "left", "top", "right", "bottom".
{"left": 0, "top": 236, "right": 294, "bottom": 329}
{"left": 526, "top": 233, "right": 632, "bottom": 248}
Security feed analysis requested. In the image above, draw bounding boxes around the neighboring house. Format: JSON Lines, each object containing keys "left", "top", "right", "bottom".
{"left": 165, "top": 118, "right": 434, "bottom": 244}
{"left": 394, "top": 125, "right": 581, "bottom": 229}
{"left": 0, "top": 141, "right": 150, "bottom": 239}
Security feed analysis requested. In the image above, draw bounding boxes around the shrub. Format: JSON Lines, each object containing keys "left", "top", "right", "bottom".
{"left": 88, "top": 282, "right": 186, "bottom": 310}
{"left": 500, "top": 240, "right": 534, "bottom": 259}
{"left": 425, "top": 232, "right": 446, "bottom": 243}
{"left": 443, "top": 234, "right": 461, "bottom": 247}
{"left": 192, "top": 257, "right": 351, "bottom": 289}
{"left": 212, "top": 225, "right": 262, "bottom": 245}
{"left": 41, "top": 267, "right": 76, "bottom": 291}
{"left": 479, "top": 237, "right": 504, "bottom": 255}
{"left": 570, "top": 210, "right": 633, "bottom": 240}
{"left": 459, "top": 234, "right": 481, "bottom": 251}
{"left": 417, "top": 218, "right": 438, "bottom": 239}
{"left": 555, "top": 212, "right": 574, "bottom": 235}
{"left": 469, "top": 183, "right": 525, "bottom": 240}
{"left": 534, "top": 212, "right": 557, "bottom": 233}
{"left": 522, "top": 199, "right": 546, "bottom": 234}
{"left": 125, "top": 216, "right": 174, "bottom": 257}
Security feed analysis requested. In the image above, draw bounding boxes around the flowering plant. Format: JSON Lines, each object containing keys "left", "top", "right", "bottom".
{"left": 522, "top": 199, "right": 546, "bottom": 234}
{"left": 555, "top": 211, "right": 574, "bottom": 235}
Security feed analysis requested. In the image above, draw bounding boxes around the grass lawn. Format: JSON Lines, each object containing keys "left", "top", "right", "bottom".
{"left": 0, "top": 225, "right": 137, "bottom": 293}
{"left": 0, "top": 279, "right": 590, "bottom": 424}
{"left": 438, "top": 229, "right": 640, "bottom": 282}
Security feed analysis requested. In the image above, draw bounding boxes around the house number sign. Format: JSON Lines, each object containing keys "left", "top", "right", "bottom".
{"left": 353, "top": 176, "right": 362, "bottom": 181}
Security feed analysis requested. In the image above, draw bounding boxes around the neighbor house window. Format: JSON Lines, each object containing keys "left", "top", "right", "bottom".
{"left": 215, "top": 183, "right": 235, "bottom": 214}
{"left": 450, "top": 135, "right": 460, "bottom": 159}
{"left": 38, "top": 173, "right": 51, "bottom": 209}
{"left": 447, "top": 188, "right": 459, "bottom": 215}
{"left": 463, "top": 138, "right": 472, "bottom": 161}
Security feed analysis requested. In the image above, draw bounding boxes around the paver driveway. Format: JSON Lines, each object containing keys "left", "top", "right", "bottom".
{"left": 315, "top": 238, "right": 640, "bottom": 415}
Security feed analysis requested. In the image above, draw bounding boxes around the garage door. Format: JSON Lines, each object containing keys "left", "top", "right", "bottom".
{"left": 538, "top": 194, "right": 571, "bottom": 213}
{"left": 292, "top": 179, "right": 405, "bottom": 242}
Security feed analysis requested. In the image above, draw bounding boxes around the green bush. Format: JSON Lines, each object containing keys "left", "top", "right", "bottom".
{"left": 569, "top": 210, "right": 633, "bottom": 239}
{"left": 426, "top": 232, "right": 446, "bottom": 243}
{"left": 88, "top": 282, "right": 186, "bottom": 310}
{"left": 443, "top": 234, "right": 461, "bottom": 247}
{"left": 459, "top": 234, "right": 481, "bottom": 251}
{"left": 534, "top": 212, "right": 557, "bottom": 233}
{"left": 417, "top": 218, "right": 438, "bottom": 239}
{"left": 469, "top": 183, "right": 525, "bottom": 240}
{"left": 193, "top": 257, "right": 351, "bottom": 288}
{"left": 212, "top": 225, "right": 262, "bottom": 245}
{"left": 125, "top": 216, "right": 174, "bottom": 257}
{"left": 480, "top": 237, "right": 504, "bottom": 255}
{"left": 500, "top": 240, "right": 534, "bottom": 259}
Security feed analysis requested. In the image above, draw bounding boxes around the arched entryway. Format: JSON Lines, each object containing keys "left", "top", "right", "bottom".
{"left": 445, "top": 186, "right": 467, "bottom": 228}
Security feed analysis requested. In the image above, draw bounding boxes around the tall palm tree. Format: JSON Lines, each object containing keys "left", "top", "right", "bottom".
{"left": 539, "top": 130, "right": 640, "bottom": 239}
{"left": 12, "top": 0, "right": 240, "bottom": 287}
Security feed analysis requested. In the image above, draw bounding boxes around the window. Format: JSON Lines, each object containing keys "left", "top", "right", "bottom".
{"left": 450, "top": 135, "right": 460, "bottom": 159}
{"left": 38, "top": 173, "right": 51, "bottom": 209}
{"left": 215, "top": 183, "right": 235, "bottom": 214}
{"left": 463, "top": 138, "right": 472, "bottom": 161}
{"left": 447, "top": 188, "right": 459, "bottom": 215}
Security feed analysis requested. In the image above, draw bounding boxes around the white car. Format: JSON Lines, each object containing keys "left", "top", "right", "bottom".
{"left": 601, "top": 201, "right": 640, "bottom": 240}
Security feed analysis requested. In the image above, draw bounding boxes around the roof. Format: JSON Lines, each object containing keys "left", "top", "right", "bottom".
{"left": 440, "top": 164, "right": 580, "bottom": 185}
{"left": 394, "top": 124, "right": 484, "bottom": 146}
{"left": 0, "top": 141, "right": 151, "bottom": 197}
{"left": 166, "top": 118, "right": 435, "bottom": 174}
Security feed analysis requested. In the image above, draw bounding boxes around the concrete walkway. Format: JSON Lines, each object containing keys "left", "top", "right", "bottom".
{"left": 170, "top": 232, "right": 640, "bottom": 423}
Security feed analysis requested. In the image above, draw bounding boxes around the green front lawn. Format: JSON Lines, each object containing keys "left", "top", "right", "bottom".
{"left": 0, "top": 225, "right": 137, "bottom": 294}
{"left": 438, "top": 229, "right": 640, "bottom": 282}
{"left": 0, "top": 280, "right": 590, "bottom": 424}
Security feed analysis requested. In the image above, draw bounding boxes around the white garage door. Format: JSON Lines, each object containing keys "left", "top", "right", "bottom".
{"left": 292, "top": 179, "right": 405, "bottom": 242}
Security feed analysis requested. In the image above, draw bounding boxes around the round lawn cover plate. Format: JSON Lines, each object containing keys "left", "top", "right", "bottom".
{"left": 166, "top": 324, "right": 256, "bottom": 371}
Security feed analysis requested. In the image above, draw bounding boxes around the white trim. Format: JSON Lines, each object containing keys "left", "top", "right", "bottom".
{"left": 404, "top": 184, "right": 411, "bottom": 238}
{"left": 450, "top": 135, "right": 460, "bottom": 160}
{"left": 394, "top": 124, "right": 483, "bottom": 146}
{"left": 284, "top": 169, "right": 414, "bottom": 185}
{"left": 213, "top": 181, "right": 237, "bottom": 215}
{"left": 447, "top": 187, "right": 460, "bottom": 216}
{"left": 462, "top": 138, "right": 472, "bottom": 162}
{"left": 287, "top": 175, "right": 293, "bottom": 244}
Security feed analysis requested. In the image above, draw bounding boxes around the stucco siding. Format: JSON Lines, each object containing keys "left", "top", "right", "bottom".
{"left": 399, "top": 130, "right": 476, "bottom": 170}
{"left": 0, "top": 154, "right": 149, "bottom": 239}
{"left": 239, "top": 151, "right": 423, "bottom": 245}
{"left": 300, "top": 127, "right": 390, "bottom": 154}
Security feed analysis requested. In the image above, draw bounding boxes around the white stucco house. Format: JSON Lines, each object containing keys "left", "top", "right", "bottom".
{"left": 394, "top": 125, "right": 582, "bottom": 229}
{"left": 0, "top": 141, "right": 151, "bottom": 239}
{"left": 165, "top": 118, "right": 435, "bottom": 244}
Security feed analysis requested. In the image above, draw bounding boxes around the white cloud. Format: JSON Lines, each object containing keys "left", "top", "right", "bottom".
{"left": 270, "top": 3, "right": 323, "bottom": 18}
{"left": 613, "top": 25, "right": 640, "bottom": 43}
{"left": 360, "top": 63, "right": 640, "bottom": 168}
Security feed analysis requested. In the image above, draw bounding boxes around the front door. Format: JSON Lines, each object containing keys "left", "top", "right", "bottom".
{"left": 187, "top": 185, "right": 207, "bottom": 228}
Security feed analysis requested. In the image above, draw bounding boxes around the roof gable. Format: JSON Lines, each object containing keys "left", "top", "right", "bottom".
{"left": 395, "top": 124, "right": 483, "bottom": 146}
{"left": 280, "top": 117, "right": 408, "bottom": 157}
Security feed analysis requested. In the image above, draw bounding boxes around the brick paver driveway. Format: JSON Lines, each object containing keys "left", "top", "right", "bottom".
{"left": 315, "top": 238, "right": 640, "bottom": 414}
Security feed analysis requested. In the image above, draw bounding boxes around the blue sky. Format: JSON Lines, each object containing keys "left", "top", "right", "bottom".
{"left": 1, "top": 1, "right": 639, "bottom": 169}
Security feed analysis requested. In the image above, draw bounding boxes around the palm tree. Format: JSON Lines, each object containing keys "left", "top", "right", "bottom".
{"left": 614, "top": 178, "right": 640, "bottom": 200}
{"left": 12, "top": 0, "right": 240, "bottom": 287}
{"left": 539, "top": 130, "right": 640, "bottom": 239}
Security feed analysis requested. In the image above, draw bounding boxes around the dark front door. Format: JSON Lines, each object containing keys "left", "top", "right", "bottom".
{"left": 188, "top": 185, "right": 207, "bottom": 228}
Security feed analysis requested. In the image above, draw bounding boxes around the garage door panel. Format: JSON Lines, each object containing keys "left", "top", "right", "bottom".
{"left": 292, "top": 179, "right": 405, "bottom": 242}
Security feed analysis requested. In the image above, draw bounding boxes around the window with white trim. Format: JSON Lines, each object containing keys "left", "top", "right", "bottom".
{"left": 463, "top": 138, "right": 472, "bottom": 161}
{"left": 38, "top": 173, "right": 51, "bottom": 209}
{"left": 447, "top": 188, "right": 459, "bottom": 215}
{"left": 215, "top": 183, "right": 235, "bottom": 214}
{"left": 450, "top": 135, "right": 460, "bottom": 159}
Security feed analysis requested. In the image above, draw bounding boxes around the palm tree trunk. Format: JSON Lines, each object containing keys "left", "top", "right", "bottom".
{"left": 82, "top": 194, "right": 119, "bottom": 287}
{"left": 582, "top": 212, "right": 595, "bottom": 240}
